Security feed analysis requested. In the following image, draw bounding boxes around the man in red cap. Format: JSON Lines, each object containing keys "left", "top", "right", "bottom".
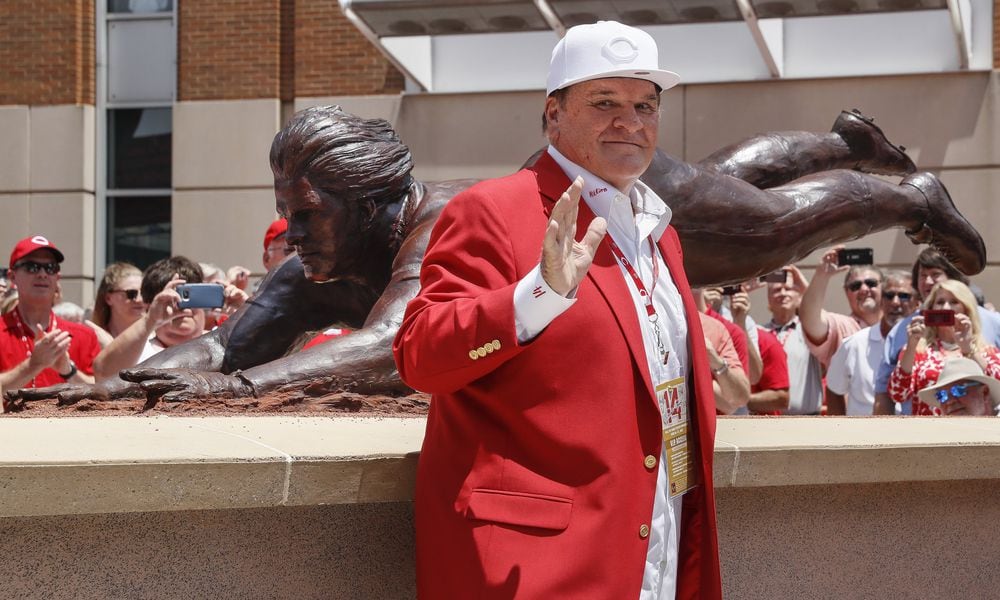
{"left": 262, "top": 218, "right": 293, "bottom": 273}
{"left": 0, "top": 236, "right": 98, "bottom": 392}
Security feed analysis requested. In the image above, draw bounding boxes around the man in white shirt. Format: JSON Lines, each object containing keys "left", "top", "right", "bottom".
{"left": 394, "top": 21, "right": 721, "bottom": 599}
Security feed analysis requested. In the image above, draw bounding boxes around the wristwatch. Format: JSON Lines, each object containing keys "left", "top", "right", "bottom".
{"left": 711, "top": 359, "right": 729, "bottom": 377}
{"left": 58, "top": 360, "right": 78, "bottom": 380}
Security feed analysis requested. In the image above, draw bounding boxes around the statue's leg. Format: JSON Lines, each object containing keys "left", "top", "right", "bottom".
{"left": 672, "top": 169, "right": 984, "bottom": 286}
{"left": 697, "top": 110, "right": 916, "bottom": 188}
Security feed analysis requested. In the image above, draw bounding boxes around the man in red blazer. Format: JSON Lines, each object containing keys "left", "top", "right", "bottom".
{"left": 394, "top": 20, "right": 721, "bottom": 599}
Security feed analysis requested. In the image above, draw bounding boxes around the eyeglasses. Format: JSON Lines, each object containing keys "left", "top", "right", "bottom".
{"left": 111, "top": 289, "right": 141, "bottom": 301}
{"left": 14, "top": 261, "right": 60, "bottom": 275}
{"left": 882, "top": 291, "right": 913, "bottom": 301}
{"left": 934, "top": 381, "right": 984, "bottom": 404}
{"left": 846, "top": 278, "right": 879, "bottom": 292}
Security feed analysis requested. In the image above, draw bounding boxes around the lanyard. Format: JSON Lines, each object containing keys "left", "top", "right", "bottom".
{"left": 607, "top": 237, "right": 668, "bottom": 364}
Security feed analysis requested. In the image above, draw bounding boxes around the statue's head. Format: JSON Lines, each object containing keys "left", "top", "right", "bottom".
{"left": 269, "top": 106, "right": 414, "bottom": 282}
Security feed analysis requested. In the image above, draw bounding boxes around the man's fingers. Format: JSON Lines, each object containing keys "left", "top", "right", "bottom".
{"left": 579, "top": 217, "right": 608, "bottom": 256}
{"left": 161, "top": 390, "right": 194, "bottom": 403}
{"left": 120, "top": 368, "right": 175, "bottom": 383}
{"left": 139, "top": 379, "right": 188, "bottom": 396}
{"left": 10, "top": 386, "right": 68, "bottom": 401}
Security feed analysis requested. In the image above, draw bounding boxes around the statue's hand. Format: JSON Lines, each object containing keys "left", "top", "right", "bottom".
{"left": 120, "top": 368, "right": 255, "bottom": 403}
{"left": 3, "top": 377, "right": 140, "bottom": 408}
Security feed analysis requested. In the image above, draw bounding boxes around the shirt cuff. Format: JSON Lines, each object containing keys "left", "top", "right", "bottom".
{"left": 513, "top": 264, "right": 576, "bottom": 343}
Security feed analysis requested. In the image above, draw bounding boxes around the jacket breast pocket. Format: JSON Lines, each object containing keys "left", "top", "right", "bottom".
{"left": 465, "top": 488, "right": 573, "bottom": 531}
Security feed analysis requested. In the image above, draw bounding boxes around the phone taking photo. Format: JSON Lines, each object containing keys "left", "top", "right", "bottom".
{"left": 176, "top": 283, "right": 225, "bottom": 309}
{"left": 721, "top": 285, "right": 742, "bottom": 296}
{"left": 923, "top": 309, "right": 956, "bottom": 327}
{"left": 837, "top": 247, "right": 874, "bottom": 266}
{"left": 760, "top": 270, "right": 787, "bottom": 284}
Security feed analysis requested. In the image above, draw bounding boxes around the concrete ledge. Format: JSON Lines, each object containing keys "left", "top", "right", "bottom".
{"left": 713, "top": 417, "right": 1000, "bottom": 488}
{"left": 3, "top": 416, "right": 1000, "bottom": 519}
{"left": 0, "top": 416, "right": 424, "bottom": 518}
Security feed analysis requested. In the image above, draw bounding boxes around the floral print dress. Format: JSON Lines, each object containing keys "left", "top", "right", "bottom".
{"left": 888, "top": 341, "right": 1000, "bottom": 415}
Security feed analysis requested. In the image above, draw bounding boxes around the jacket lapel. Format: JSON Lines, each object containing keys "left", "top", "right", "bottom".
{"left": 533, "top": 152, "right": 656, "bottom": 401}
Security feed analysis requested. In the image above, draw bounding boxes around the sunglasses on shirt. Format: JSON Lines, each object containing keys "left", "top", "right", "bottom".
{"left": 846, "top": 278, "right": 879, "bottom": 292}
{"left": 934, "top": 381, "right": 984, "bottom": 404}
{"left": 14, "top": 261, "right": 60, "bottom": 275}
{"left": 882, "top": 291, "right": 913, "bottom": 301}
{"left": 111, "top": 289, "right": 141, "bottom": 301}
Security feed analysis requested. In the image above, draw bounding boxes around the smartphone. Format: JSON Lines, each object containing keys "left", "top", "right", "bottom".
{"left": 721, "top": 285, "right": 742, "bottom": 296}
{"left": 760, "top": 270, "right": 787, "bottom": 284}
{"left": 176, "top": 283, "right": 225, "bottom": 309}
{"left": 923, "top": 309, "right": 955, "bottom": 327}
{"left": 837, "top": 247, "right": 874, "bottom": 266}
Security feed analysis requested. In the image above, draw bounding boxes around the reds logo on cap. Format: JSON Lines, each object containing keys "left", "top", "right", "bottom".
{"left": 9, "top": 234, "right": 65, "bottom": 269}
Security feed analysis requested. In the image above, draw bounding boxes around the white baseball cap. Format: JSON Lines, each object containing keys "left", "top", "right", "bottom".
{"left": 546, "top": 21, "right": 680, "bottom": 96}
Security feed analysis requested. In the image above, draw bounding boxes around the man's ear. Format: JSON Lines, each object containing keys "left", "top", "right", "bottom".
{"left": 362, "top": 197, "right": 378, "bottom": 228}
{"left": 544, "top": 97, "right": 562, "bottom": 142}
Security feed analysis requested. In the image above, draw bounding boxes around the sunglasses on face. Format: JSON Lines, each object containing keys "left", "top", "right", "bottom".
{"left": 846, "top": 278, "right": 879, "bottom": 292}
{"left": 15, "top": 261, "right": 60, "bottom": 275}
{"left": 934, "top": 381, "right": 984, "bottom": 404}
{"left": 882, "top": 291, "right": 913, "bottom": 301}
{"left": 112, "top": 289, "right": 141, "bottom": 301}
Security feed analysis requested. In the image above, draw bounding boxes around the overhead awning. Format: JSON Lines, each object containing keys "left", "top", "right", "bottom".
{"left": 339, "top": 0, "right": 986, "bottom": 92}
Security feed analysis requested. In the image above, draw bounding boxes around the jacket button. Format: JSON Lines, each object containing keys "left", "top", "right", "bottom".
{"left": 639, "top": 524, "right": 650, "bottom": 539}
{"left": 491, "top": 339, "right": 501, "bottom": 351}
{"left": 468, "top": 350, "right": 479, "bottom": 360}
{"left": 476, "top": 347, "right": 487, "bottom": 357}
{"left": 644, "top": 455, "right": 657, "bottom": 469}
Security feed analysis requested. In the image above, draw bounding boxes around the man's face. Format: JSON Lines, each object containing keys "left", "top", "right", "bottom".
{"left": 262, "top": 235, "right": 294, "bottom": 272}
{"left": 917, "top": 266, "right": 948, "bottom": 298}
{"left": 767, "top": 281, "right": 801, "bottom": 314}
{"left": 544, "top": 78, "right": 660, "bottom": 192}
{"left": 275, "top": 177, "right": 364, "bottom": 282}
{"left": 880, "top": 280, "right": 917, "bottom": 328}
{"left": 155, "top": 308, "right": 206, "bottom": 348}
{"left": 9, "top": 249, "right": 60, "bottom": 306}
{"left": 940, "top": 380, "right": 993, "bottom": 416}
{"left": 844, "top": 268, "right": 881, "bottom": 316}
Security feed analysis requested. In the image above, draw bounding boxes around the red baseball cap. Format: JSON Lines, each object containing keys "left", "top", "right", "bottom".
{"left": 263, "top": 218, "right": 288, "bottom": 251}
{"left": 9, "top": 235, "right": 65, "bottom": 269}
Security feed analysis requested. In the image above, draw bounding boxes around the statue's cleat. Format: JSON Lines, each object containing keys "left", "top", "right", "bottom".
{"left": 833, "top": 109, "right": 917, "bottom": 177}
{"left": 902, "top": 172, "right": 986, "bottom": 275}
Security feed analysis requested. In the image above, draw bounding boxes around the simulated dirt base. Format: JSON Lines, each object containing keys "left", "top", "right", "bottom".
{"left": 2, "top": 390, "right": 430, "bottom": 417}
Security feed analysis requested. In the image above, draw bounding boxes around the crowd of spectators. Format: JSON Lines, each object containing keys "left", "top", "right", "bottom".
{"left": 0, "top": 222, "right": 996, "bottom": 416}
{"left": 688, "top": 245, "right": 1000, "bottom": 417}
{"left": 0, "top": 218, "right": 354, "bottom": 405}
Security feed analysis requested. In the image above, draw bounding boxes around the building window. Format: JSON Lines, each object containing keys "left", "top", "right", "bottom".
{"left": 100, "top": 2, "right": 175, "bottom": 271}
{"left": 107, "top": 196, "right": 172, "bottom": 267}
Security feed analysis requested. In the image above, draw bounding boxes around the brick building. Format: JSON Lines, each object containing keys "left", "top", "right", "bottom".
{"left": 1, "top": 0, "right": 998, "bottom": 311}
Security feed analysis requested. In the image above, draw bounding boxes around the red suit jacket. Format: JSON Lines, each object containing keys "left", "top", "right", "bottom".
{"left": 394, "top": 152, "right": 721, "bottom": 599}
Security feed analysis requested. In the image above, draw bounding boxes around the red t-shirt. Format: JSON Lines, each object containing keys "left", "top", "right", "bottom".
{"left": 751, "top": 327, "right": 790, "bottom": 416}
{"left": 0, "top": 310, "right": 100, "bottom": 388}
{"left": 705, "top": 307, "right": 750, "bottom": 376}
{"left": 753, "top": 327, "right": 790, "bottom": 393}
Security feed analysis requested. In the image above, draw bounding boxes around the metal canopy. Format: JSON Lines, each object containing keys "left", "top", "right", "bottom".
{"left": 339, "top": 0, "right": 984, "bottom": 91}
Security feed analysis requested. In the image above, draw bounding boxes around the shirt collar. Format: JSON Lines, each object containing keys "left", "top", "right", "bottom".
{"left": 547, "top": 145, "right": 672, "bottom": 243}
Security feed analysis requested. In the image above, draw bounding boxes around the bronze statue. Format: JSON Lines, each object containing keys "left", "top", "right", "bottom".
{"left": 6, "top": 105, "right": 985, "bottom": 406}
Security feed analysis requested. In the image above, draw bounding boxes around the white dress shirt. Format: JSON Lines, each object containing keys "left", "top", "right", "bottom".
{"left": 513, "top": 146, "right": 689, "bottom": 600}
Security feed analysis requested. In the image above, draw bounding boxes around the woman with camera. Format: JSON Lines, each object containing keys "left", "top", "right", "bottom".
{"left": 888, "top": 279, "right": 1000, "bottom": 415}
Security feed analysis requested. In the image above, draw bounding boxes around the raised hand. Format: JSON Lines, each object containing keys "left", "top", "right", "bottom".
{"left": 817, "top": 245, "right": 849, "bottom": 277}
{"left": 120, "top": 368, "right": 254, "bottom": 403}
{"left": 541, "top": 177, "right": 608, "bottom": 296}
